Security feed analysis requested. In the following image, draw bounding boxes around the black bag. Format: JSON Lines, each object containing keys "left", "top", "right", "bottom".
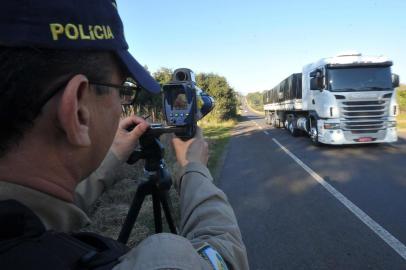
{"left": 0, "top": 200, "right": 129, "bottom": 270}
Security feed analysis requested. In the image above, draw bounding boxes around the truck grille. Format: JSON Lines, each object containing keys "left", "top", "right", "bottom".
{"left": 339, "top": 100, "right": 388, "bottom": 132}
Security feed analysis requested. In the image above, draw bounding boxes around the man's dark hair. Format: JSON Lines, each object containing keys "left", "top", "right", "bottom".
{"left": 0, "top": 47, "right": 118, "bottom": 157}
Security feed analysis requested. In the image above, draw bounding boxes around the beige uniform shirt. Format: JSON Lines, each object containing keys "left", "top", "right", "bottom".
{"left": 0, "top": 151, "right": 249, "bottom": 270}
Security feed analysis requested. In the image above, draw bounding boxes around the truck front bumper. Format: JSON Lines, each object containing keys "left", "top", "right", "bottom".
{"left": 318, "top": 128, "right": 397, "bottom": 145}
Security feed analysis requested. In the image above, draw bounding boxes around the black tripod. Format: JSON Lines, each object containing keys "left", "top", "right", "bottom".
{"left": 117, "top": 134, "right": 177, "bottom": 244}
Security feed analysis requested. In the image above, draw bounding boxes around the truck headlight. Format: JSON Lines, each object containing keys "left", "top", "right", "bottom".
{"left": 324, "top": 123, "right": 340, "bottom": 129}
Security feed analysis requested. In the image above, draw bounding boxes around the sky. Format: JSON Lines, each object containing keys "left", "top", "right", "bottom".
{"left": 117, "top": 0, "right": 406, "bottom": 94}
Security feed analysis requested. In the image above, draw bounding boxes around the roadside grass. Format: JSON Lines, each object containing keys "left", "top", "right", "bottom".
{"left": 245, "top": 99, "right": 265, "bottom": 115}
{"left": 199, "top": 119, "right": 237, "bottom": 176}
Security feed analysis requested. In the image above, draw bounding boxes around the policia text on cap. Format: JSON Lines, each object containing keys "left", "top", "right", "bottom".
{"left": 0, "top": 1, "right": 249, "bottom": 270}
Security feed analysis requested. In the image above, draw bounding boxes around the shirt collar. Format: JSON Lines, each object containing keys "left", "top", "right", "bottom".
{"left": 0, "top": 181, "right": 90, "bottom": 232}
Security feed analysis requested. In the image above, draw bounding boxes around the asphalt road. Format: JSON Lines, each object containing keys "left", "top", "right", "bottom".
{"left": 218, "top": 109, "right": 406, "bottom": 269}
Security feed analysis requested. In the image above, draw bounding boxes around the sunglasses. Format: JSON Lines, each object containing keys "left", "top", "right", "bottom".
{"left": 39, "top": 78, "right": 140, "bottom": 110}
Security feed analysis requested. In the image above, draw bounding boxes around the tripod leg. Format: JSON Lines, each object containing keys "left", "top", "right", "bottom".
{"left": 152, "top": 189, "right": 163, "bottom": 233}
{"left": 159, "top": 190, "right": 178, "bottom": 234}
{"left": 118, "top": 185, "right": 148, "bottom": 244}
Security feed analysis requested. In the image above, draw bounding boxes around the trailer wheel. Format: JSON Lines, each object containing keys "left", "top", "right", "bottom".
{"left": 265, "top": 113, "right": 270, "bottom": 125}
{"left": 288, "top": 121, "right": 300, "bottom": 137}
{"left": 268, "top": 114, "right": 275, "bottom": 126}
{"left": 275, "top": 118, "right": 282, "bottom": 128}
{"left": 272, "top": 114, "right": 277, "bottom": 127}
{"left": 283, "top": 119, "right": 289, "bottom": 129}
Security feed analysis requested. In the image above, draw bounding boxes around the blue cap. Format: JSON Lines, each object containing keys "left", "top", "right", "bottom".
{"left": 0, "top": 0, "right": 161, "bottom": 93}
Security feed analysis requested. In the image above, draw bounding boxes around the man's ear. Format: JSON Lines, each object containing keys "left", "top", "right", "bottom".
{"left": 57, "top": 74, "right": 92, "bottom": 147}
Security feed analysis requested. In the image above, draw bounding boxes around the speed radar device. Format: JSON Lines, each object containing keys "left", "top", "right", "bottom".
{"left": 161, "top": 68, "right": 215, "bottom": 138}
{"left": 127, "top": 68, "right": 214, "bottom": 139}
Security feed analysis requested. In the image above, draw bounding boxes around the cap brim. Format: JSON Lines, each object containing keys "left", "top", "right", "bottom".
{"left": 116, "top": 50, "right": 161, "bottom": 94}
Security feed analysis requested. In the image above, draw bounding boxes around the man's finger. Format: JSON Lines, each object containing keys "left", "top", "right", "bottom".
{"left": 119, "top": 115, "right": 149, "bottom": 130}
{"left": 128, "top": 121, "right": 149, "bottom": 140}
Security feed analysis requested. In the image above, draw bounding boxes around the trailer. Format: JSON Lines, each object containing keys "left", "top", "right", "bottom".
{"left": 263, "top": 53, "right": 400, "bottom": 145}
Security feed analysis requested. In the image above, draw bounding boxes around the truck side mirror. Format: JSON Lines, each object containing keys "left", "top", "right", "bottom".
{"left": 310, "top": 69, "right": 322, "bottom": 78}
{"left": 310, "top": 77, "right": 323, "bottom": 91}
{"left": 392, "top": 73, "right": 400, "bottom": 88}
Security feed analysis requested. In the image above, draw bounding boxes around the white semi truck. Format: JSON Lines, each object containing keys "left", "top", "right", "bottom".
{"left": 263, "top": 53, "right": 400, "bottom": 145}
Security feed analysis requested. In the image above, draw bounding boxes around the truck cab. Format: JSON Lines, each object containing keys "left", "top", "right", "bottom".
{"left": 303, "top": 53, "right": 399, "bottom": 144}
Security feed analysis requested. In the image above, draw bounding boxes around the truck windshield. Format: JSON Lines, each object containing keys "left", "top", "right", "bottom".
{"left": 326, "top": 66, "right": 392, "bottom": 92}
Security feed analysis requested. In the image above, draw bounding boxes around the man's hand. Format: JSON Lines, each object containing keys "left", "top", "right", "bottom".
{"left": 171, "top": 127, "right": 209, "bottom": 167}
{"left": 110, "top": 116, "right": 149, "bottom": 161}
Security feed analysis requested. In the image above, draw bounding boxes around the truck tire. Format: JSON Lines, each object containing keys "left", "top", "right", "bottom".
{"left": 309, "top": 126, "right": 321, "bottom": 145}
{"left": 268, "top": 114, "right": 275, "bottom": 126}
{"left": 284, "top": 119, "right": 289, "bottom": 130}
{"left": 265, "top": 114, "right": 270, "bottom": 125}
{"left": 273, "top": 117, "right": 280, "bottom": 128}
{"left": 288, "top": 121, "right": 300, "bottom": 137}
{"left": 271, "top": 114, "right": 276, "bottom": 126}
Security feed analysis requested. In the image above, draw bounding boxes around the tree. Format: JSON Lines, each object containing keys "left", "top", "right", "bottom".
{"left": 196, "top": 73, "right": 238, "bottom": 121}
{"left": 246, "top": 91, "right": 265, "bottom": 111}
{"left": 153, "top": 67, "right": 173, "bottom": 85}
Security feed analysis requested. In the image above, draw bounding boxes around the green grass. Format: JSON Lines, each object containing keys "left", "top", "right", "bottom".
{"left": 199, "top": 119, "right": 236, "bottom": 175}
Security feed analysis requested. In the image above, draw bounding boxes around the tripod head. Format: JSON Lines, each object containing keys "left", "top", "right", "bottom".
{"left": 118, "top": 125, "right": 179, "bottom": 244}
{"left": 126, "top": 124, "right": 175, "bottom": 190}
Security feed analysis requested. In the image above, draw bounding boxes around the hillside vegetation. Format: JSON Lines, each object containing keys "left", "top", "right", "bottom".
{"left": 246, "top": 91, "right": 264, "bottom": 111}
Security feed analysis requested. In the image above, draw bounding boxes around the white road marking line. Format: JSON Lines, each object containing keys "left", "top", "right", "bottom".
{"left": 271, "top": 137, "right": 406, "bottom": 261}
{"left": 264, "top": 131, "right": 269, "bottom": 135}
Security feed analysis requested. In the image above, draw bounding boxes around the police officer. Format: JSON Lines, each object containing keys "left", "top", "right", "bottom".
{"left": 0, "top": 1, "right": 249, "bottom": 269}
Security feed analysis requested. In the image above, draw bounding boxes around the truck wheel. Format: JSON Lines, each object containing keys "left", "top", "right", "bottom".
{"left": 283, "top": 119, "right": 289, "bottom": 129}
{"left": 309, "top": 126, "right": 320, "bottom": 145}
{"left": 271, "top": 114, "right": 276, "bottom": 126}
{"left": 288, "top": 121, "right": 300, "bottom": 137}
{"left": 276, "top": 119, "right": 282, "bottom": 128}
{"left": 265, "top": 114, "right": 270, "bottom": 125}
{"left": 272, "top": 116, "right": 277, "bottom": 127}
